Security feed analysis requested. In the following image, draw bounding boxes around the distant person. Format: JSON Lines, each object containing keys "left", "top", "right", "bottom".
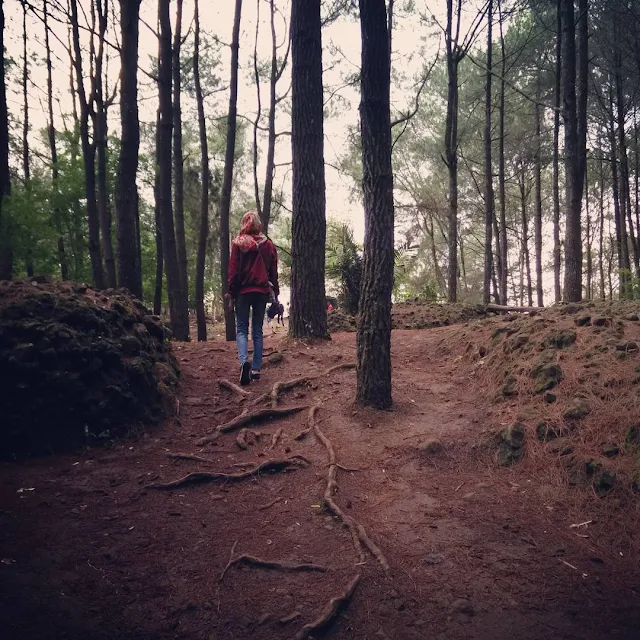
{"left": 328, "top": 303, "right": 334, "bottom": 312}
{"left": 227, "top": 211, "right": 279, "bottom": 385}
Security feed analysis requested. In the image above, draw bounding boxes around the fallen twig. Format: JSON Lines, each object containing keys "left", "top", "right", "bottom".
{"left": 271, "top": 427, "right": 284, "bottom": 448}
{"left": 147, "top": 456, "right": 310, "bottom": 490}
{"left": 310, "top": 405, "right": 390, "bottom": 572}
{"left": 195, "top": 406, "right": 307, "bottom": 445}
{"left": 219, "top": 553, "right": 327, "bottom": 581}
{"left": 294, "top": 573, "right": 361, "bottom": 640}
{"left": 166, "top": 452, "right": 217, "bottom": 464}
{"left": 218, "top": 379, "right": 253, "bottom": 398}
{"left": 569, "top": 520, "right": 592, "bottom": 529}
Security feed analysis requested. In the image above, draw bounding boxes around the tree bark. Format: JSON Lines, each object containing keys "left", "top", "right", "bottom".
{"left": 262, "top": 0, "right": 281, "bottom": 235}
{"left": 444, "top": 0, "right": 460, "bottom": 303}
{"left": 194, "top": 0, "right": 209, "bottom": 342}
{"left": 158, "top": 0, "right": 189, "bottom": 339}
{"left": 585, "top": 157, "right": 592, "bottom": 299}
{"left": 534, "top": 73, "right": 543, "bottom": 307}
{"left": 0, "top": 0, "right": 10, "bottom": 281}
{"left": 70, "top": 0, "right": 104, "bottom": 289}
{"left": 115, "top": 0, "right": 142, "bottom": 297}
{"left": 518, "top": 167, "right": 533, "bottom": 307}
{"left": 482, "top": 0, "right": 494, "bottom": 305}
{"left": 153, "top": 111, "right": 163, "bottom": 316}
{"left": 289, "top": 0, "right": 328, "bottom": 339}
{"left": 251, "top": 0, "right": 262, "bottom": 218}
{"left": 356, "top": 0, "right": 394, "bottom": 408}
{"left": 552, "top": 0, "right": 562, "bottom": 303}
{"left": 94, "top": 0, "right": 116, "bottom": 289}
{"left": 173, "top": 0, "right": 189, "bottom": 302}
{"left": 498, "top": 0, "right": 508, "bottom": 304}
{"left": 44, "top": 0, "right": 68, "bottom": 280}
{"left": 21, "top": 0, "right": 34, "bottom": 276}
{"left": 561, "top": 0, "right": 583, "bottom": 302}
{"left": 598, "top": 152, "right": 605, "bottom": 299}
{"left": 220, "top": 0, "right": 243, "bottom": 342}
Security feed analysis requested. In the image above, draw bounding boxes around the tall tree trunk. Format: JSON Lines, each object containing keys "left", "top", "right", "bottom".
{"left": 561, "top": 0, "right": 582, "bottom": 302}
{"left": 153, "top": 112, "right": 163, "bottom": 316}
{"left": 482, "top": 0, "right": 494, "bottom": 305}
{"left": 115, "top": 0, "right": 142, "bottom": 298}
{"left": 158, "top": 0, "right": 189, "bottom": 339}
{"left": 95, "top": 0, "right": 116, "bottom": 288}
{"left": 289, "top": 0, "right": 328, "bottom": 339}
{"left": 552, "top": 0, "right": 562, "bottom": 303}
{"left": 70, "top": 0, "right": 104, "bottom": 289}
{"left": 0, "top": 0, "right": 10, "bottom": 281}
{"left": 194, "top": 0, "right": 209, "bottom": 342}
{"left": 356, "top": 0, "right": 394, "bottom": 408}
{"left": 21, "top": 0, "right": 33, "bottom": 277}
{"left": 444, "top": 0, "right": 460, "bottom": 303}
{"left": 598, "top": 152, "right": 605, "bottom": 299}
{"left": 44, "top": 0, "right": 68, "bottom": 280}
{"left": 614, "top": 49, "right": 640, "bottom": 278}
{"left": 534, "top": 75, "right": 544, "bottom": 307}
{"left": 262, "top": 0, "right": 281, "bottom": 234}
{"left": 585, "top": 159, "right": 592, "bottom": 299}
{"left": 251, "top": 0, "right": 262, "bottom": 217}
{"left": 519, "top": 168, "right": 533, "bottom": 307}
{"left": 172, "top": 0, "right": 188, "bottom": 302}
{"left": 498, "top": 0, "right": 508, "bottom": 304}
{"left": 220, "top": 0, "right": 243, "bottom": 342}
{"left": 609, "top": 85, "right": 630, "bottom": 296}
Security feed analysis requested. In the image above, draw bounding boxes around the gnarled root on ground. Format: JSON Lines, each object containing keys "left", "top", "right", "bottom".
{"left": 310, "top": 405, "right": 390, "bottom": 573}
{"left": 166, "top": 452, "right": 217, "bottom": 464}
{"left": 147, "top": 456, "right": 310, "bottom": 490}
{"left": 219, "top": 544, "right": 327, "bottom": 581}
{"left": 195, "top": 406, "right": 307, "bottom": 445}
{"left": 294, "top": 573, "right": 361, "bottom": 640}
{"left": 218, "top": 379, "right": 253, "bottom": 398}
{"left": 251, "top": 363, "right": 357, "bottom": 409}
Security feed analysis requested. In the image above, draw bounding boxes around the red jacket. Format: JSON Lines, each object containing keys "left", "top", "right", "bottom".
{"left": 228, "top": 238, "right": 279, "bottom": 299}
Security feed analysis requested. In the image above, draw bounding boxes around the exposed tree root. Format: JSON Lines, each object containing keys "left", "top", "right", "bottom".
{"left": 195, "top": 406, "right": 307, "bottom": 445}
{"left": 166, "top": 452, "right": 217, "bottom": 464}
{"left": 219, "top": 548, "right": 327, "bottom": 581}
{"left": 257, "top": 496, "right": 282, "bottom": 510}
{"left": 250, "top": 363, "right": 357, "bottom": 409}
{"left": 218, "top": 379, "right": 253, "bottom": 398}
{"left": 294, "top": 573, "right": 361, "bottom": 640}
{"left": 294, "top": 427, "right": 311, "bottom": 441}
{"left": 271, "top": 427, "right": 284, "bottom": 448}
{"left": 310, "top": 405, "right": 390, "bottom": 573}
{"left": 485, "top": 303, "right": 542, "bottom": 313}
{"left": 147, "top": 456, "right": 310, "bottom": 490}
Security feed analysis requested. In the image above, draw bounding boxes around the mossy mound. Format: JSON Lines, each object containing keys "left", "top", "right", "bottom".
{"left": 0, "top": 279, "right": 180, "bottom": 457}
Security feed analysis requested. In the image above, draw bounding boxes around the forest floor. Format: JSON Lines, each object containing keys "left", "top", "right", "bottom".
{"left": 2, "top": 308, "right": 640, "bottom": 640}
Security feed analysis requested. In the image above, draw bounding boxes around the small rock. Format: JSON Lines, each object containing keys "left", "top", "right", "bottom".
{"left": 423, "top": 553, "right": 444, "bottom": 565}
{"left": 592, "top": 317, "right": 611, "bottom": 327}
{"left": 626, "top": 424, "right": 640, "bottom": 445}
{"left": 547, "top": 330, "right": 577, "bottom": 349}
{"left": 374, "top": 629, "right": 390, "bottom": 640}
{"left": 624, "top": 314, "right": 639, "bottom": 321}
{"left": 584, "top": 458, "right": 603, "bottom": 476}
{"left": 543, "top": 391, "right": 557, "bottom": 404}
{"left": 500, "top": 375, "right": 517, "bottom": 397}
{"left": 378, "top": 603, "right": 393, "bottom": 618}
{"left": 418, "top": 439, "right": 443, "bottom": 455}
{"left": 547, "top": 438, "right": 574, "bottom": 456}
{"left": 616, "top": 341, "right": 638, "bottom": 352}
{"left": 536, "top": 422, "right": 565, "bottom": 442}
{"left": 575, "top": 315, "right": 591, "bottom": 326}
{"left": 531, "top": 362, "right": 564, "bottom": 394}
{"left": 267, "top": 352, "right": 284, "bottom": 365}
{"left": 594, "top": 469, "right": 616, "bottom": 495}
{"left": 602, "top": 443, "right": 619, "bottom": 457}
{"left": 498, "top": 422, "right": 525, "bottom": 466}
{"left": 563, "top": 400, "right": 591, "bottom": 420}
{"left": 451, "top": 599, "right": 474, "bottom": 616}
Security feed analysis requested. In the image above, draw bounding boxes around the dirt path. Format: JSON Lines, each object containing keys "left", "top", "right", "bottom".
{"left": 1, "top": 328, "right": 639, "bottom": 639}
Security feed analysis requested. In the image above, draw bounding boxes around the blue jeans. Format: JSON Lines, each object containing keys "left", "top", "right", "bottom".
{"left": 235, "top": 293, "right": 269, "bottom": 370}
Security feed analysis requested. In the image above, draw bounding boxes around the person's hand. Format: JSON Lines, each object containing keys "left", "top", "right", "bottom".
{"left": 224, "top": 293, "right": 234, "bottom": 313}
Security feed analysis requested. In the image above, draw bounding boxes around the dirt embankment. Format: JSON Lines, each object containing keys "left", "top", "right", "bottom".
{"left": 0, "top": 279, "right": 179, "bottom": 457}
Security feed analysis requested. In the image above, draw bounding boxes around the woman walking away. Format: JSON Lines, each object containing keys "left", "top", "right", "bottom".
{"left": 227, "top": 211, "right": 279, "bottom": 385}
